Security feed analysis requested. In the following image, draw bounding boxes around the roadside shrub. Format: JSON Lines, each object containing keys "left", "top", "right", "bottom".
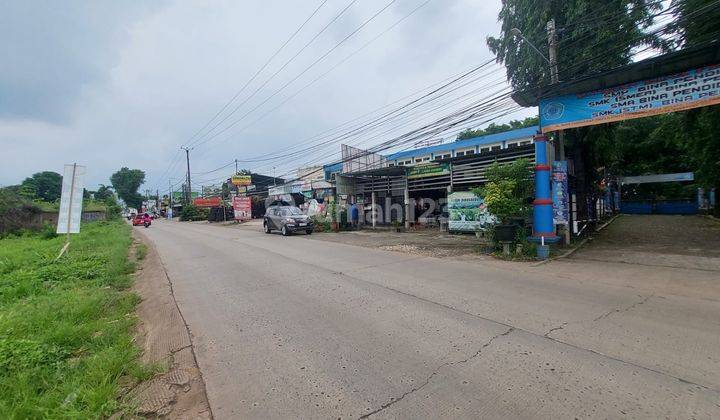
{"left": 0, "top": 189, "right": 42, "bottom": 237}
{"left": 180, "top": 204, "right": 209, "bottom": 221}
{"left": 310, "top": 215, "right": 331, "bottom": 232}
{"left": 472, "top": 158, "right": 533, "bottom": 224}
{"left": 104, "top": 197, "right": 122, "bottom": 220}
{"left": 40, "top": 222, "right": 58, "bottom": 239}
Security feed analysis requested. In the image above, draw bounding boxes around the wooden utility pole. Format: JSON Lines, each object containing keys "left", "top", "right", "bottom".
{"left": 168, "top": 179, "right": 173, "bottom": 219}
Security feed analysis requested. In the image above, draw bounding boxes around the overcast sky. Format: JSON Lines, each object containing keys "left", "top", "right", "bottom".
{"left": 0, "top": 0, "right": 535, "bottom": 192}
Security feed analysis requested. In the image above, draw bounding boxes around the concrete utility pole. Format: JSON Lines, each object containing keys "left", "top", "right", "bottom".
{"left": 168, "top": 179, "right": 173, "bottom": 219}
{"left": 182, "top": 147, "right": 192, "bottom": 204}
{"left": 235, "top": 159, "right": 239, "bottom": 174}
{"left": 547, "top": 19, "right": 570, "bottom": 245}
{"left": 546, "top": 19, "right": 565, "bottom": 161}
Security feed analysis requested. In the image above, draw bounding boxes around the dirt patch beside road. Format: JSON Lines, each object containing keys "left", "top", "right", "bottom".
{"left": 130, "top": 230, "right": 212, "bottom": 418}
{"left": 303, "top": 228, "right": 493, "bottom": 260}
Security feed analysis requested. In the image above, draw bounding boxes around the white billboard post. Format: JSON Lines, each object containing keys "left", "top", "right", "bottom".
{"left": 56, "top": 163, "right": 86, "bottom": 260}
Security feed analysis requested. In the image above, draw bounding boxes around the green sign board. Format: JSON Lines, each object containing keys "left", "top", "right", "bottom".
{"left": 407, "top": 163, "right": 450, "bottom": 179}
{"left": 447, "top": 191, "right": 496, "bottom": 232}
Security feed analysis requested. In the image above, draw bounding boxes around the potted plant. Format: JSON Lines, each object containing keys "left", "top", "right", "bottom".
{"left": 392, "top": 220, "right": 402, "bottom": 232}
{"left": 473, "top": 159, "right": 533, "bottom": 246}
{"left": 485, "top": 180, "right": 522, "bottom": 241}
{"left": 325, "top": 201, "right": 339, "bottom": 231}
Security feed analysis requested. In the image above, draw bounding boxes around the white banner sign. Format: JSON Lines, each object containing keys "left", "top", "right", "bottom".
{"left": 57, "top": 164, "right": 86, "bottom": 234}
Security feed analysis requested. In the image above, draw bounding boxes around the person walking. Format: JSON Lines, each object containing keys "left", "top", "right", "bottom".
{"left": 350, "top": 202, "right": 359, "bottom": 229}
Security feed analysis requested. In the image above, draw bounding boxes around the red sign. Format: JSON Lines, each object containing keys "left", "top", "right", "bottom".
{"left": 232, "top": 196, "right": 252, "bottom": 221}
{"left": 193, "top": 197, "right": 222, "bottom": 207}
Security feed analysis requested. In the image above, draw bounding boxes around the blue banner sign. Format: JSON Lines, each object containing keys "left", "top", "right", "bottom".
{"left": 552, "top": 161, "right": 569, "bottom": 225}
{"left": 540, "top": 64, "right": 720, "bottom": 132}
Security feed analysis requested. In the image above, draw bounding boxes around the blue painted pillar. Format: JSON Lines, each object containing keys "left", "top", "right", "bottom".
{"left": 532, "top": 133, "right": 557, "bottom": 241}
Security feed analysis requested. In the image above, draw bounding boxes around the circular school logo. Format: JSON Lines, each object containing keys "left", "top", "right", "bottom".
{"left": 542, "top": 102, "right": 564, "bottom": 120}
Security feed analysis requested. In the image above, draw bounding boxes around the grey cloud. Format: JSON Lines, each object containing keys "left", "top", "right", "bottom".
{"left": 0, "top": 1, "right": 161, "bottom": 122}
{"left": 0, "top": 0, "right": 533, "bottom": 190}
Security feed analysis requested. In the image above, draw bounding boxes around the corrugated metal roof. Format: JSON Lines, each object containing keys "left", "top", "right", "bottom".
{"left": 386, "top": 126, "right": 538, "bottom": 160}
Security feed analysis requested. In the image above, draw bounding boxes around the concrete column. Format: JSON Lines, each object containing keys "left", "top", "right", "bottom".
{"left": 404, "top": 184, "right": 410, "bottom": 230}
{"left": 449, "top": 163, "right": 454, "bottom": 192}
{"left": 532, "top": 133, "right": 557, "bottom": 241}
{"left": 371, "top": 191, "right": 377, "bottom": 229}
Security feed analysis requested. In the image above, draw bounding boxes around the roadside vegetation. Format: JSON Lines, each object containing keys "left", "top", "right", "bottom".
{"left": 0, "top": 220, "right": 151, "bottom": 418}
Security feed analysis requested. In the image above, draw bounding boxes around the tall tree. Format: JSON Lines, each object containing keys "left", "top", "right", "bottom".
{"left": 457, "top": 116, "right": 539, "bottom": 140}
{"left": 19, "top": 171, "right": 63, "bottom": 202}
{"left": 669, "top": 0, "right": 720, "bottom": 201}
{"left": 486, "top": 0, "right": 663, "bottom": 91}
{"left": 110, "top": 168, "right": 145, "bottom": 209}
{"left": 669, "top": 0, "right": 720, "bottom": 48}
{"left": 93, "top": 184, "right": 115, "bottom": 201}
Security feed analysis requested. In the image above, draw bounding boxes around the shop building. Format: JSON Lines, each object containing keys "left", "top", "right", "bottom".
{"left": 326, "top": 126, "right": 538, "bottom": 228}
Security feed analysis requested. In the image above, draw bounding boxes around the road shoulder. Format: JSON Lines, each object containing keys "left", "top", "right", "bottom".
{"left": 130, "top": 229, "right": 213, "bottom": 418}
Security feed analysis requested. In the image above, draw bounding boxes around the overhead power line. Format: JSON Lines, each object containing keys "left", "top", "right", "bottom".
{"left": 188, "top": 0, "right": 400, "bottom": 151}
{"left": 185, "top": 0, "right": 360, "bottom": 149}
{"left": 181, "top": 0, "right": 330, "bottom": 148}
{"left": 197, "top": 0, "right": 436, "bottom": 154}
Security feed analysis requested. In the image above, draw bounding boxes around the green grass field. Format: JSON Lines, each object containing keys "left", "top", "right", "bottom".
{"left": 0, "top": 220, "right": 150, "bottom": 418}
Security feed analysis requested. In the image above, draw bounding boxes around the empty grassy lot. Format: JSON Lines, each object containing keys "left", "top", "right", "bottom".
{"left": 0, "top": 220, "right": 150, "bottom": 418}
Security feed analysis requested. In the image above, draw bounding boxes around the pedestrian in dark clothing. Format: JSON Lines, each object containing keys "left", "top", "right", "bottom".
{"left": 351, "top": 204, "right": 359, "bottom": 229}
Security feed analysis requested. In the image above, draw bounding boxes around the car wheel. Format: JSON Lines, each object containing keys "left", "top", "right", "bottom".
{"left": 264, "top": 223, "right": 271, "bottom": 234}
{"left": 306, "top": 229, "right": 312, "bottom": 235}
{"left": 281, "top": 225, "right": 290, "bottom": 236}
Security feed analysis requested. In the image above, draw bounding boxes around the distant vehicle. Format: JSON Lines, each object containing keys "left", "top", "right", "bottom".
{"left": 132, "top": 213, "right": 152, "bottom": 228}
{"left": 263, "top": 206, "right": 313, "bottom": 236}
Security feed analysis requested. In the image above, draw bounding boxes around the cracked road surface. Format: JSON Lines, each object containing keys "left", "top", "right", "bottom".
{"left": 143, "top": 220, "right": 720, "bottom": 419}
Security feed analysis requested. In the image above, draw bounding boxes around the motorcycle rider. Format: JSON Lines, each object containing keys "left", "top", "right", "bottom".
{"left": 142, "top": 212, "right": 152, "bottom": 227}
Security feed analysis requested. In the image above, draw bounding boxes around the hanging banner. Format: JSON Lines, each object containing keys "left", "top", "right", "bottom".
{"left": 540, "top": 64, "right": 720, "bottom": 132}
{"left": 619, "top": 172, "right": 694, "bottom": 184}
{"left": 57, "top": 164, "right": 86, "bottom": 234}
{"left": 447, "top": 191, "right": 496, "bottom": 232}
{"left": 193, "top": 197, "right": 222, "bottom": 207}
{"left": 231, "top": 175, "right": 252, "bottom": 186}
{"left": 407, "top": 163, "right": 450, "bottom": 179}
{"left": 232, "top": 196, "right": 252, "bottom": 221}
{"left": 552, "top": 161, "right": 569, "bottom": 225}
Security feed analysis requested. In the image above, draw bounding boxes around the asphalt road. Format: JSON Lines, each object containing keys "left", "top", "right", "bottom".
{"left": 143, "top": 220, "right": 720, "bottom": 419}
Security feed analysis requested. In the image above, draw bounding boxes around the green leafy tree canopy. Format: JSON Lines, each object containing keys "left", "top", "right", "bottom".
{"left": 457, "top": 116, "right": 539, "bottom": 140}
{"left": 19, "top": 171, "right": 63, "bottom": 202}
{"left": 110, "top": 168, "right": 145, "bottom": 209}
{"left": 486, "top": 0, "right": 663, "bottom": 91}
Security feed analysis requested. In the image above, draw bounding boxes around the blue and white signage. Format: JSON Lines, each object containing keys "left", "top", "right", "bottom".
{"left": 551, "top": 161, "right": 569, "bottom": 225}
{"left": 540, "top": 64, "right": 720, "bottom": 132}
